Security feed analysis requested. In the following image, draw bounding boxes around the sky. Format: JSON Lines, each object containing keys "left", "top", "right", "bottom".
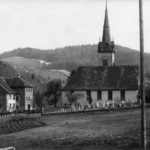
{"left": 0, "top": 0, "right": 149, "bottom": 54}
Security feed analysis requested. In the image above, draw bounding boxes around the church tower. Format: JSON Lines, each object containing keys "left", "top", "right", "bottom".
{"left": 98, "top": 0, "right": 115, "bottom": 66}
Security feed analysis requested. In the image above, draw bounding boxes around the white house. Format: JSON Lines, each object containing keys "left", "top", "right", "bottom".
{"left": 62, "top": 2, "right": 139, "bottom": 106}
{"left": 0, "top": 78, "right": 16, "bottom": 111}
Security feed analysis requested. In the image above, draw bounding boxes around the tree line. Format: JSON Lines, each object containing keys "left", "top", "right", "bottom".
{"left": 1, "top": 44, "right": 150, "bottom": 71}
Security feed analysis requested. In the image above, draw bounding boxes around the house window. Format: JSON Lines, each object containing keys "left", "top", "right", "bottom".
{"left": 97, "top": 90, "right": 101, "bottom": 100}
{"left": 108, "top": 90, "right": 112, "bottom": 100}
{"left": 9, "top": 95, "right": 11, "bottom": 99}
{"left": 121, "top": 90, "right": 125, "bottom": 100}
{"left": 13, "top": 103, "right": 15, "bottom": 109}
{"left": 103, "top": 59, "right": 108, "bottom": 66}
{"left": 16, "top": 96, "right": 19, "bottom": 101}
{"left": 70, "top": 90, "right": 74, "bottom": 95}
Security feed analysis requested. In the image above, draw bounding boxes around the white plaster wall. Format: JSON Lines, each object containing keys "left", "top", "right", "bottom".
{"left": 25, "top": 88, "right": 33, "bottom": 110}
{"left": 101, "top": 91, "right": 108, "bottom": 102}
{"left": 6, "top": 94, "right": 16, "bottom": 111}
{"left": 113, "top": 91, "right": 120, "bottom": 102}
{"left": 125, "top": 90, "right": 138, "bottom": 102}
{"left": 62, "top": 91, "right": 69, "bottom": 104}
{"left": 91, "top": 91, "right": 97, "bottom": 104}
{"left": 62, "top": 90, "right": 138, "bottom": 106}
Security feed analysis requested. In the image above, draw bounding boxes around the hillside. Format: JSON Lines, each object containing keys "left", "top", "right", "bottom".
{"left": 2, "top": 57, "right": 42, "bottom": 68}
{"left": 0, "top": 61, "right": 17, "bottom": 77}
{"left": 1, "top": 45, "right": 150, "bottom": 72}
{"left": 0, "top": 60, "right": 46, "bottom": 94}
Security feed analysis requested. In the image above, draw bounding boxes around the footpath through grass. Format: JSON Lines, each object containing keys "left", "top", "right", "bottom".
{"left": 0, "top": 109, "right": 150, "bottom": 150}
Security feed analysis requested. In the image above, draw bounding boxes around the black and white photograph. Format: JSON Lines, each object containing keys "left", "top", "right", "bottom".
{"left": 0, "top": 0, "right": 149, "bottom": 149}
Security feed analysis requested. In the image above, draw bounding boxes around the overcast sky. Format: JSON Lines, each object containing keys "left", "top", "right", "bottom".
{"left": 0, "top": 0, "right": 149, "bottom": 53}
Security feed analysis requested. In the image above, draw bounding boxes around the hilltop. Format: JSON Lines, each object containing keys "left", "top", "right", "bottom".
{"left": 0, "top": 45, "right": 150, "bottom": 72}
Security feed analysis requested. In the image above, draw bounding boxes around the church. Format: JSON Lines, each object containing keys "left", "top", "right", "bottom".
{"left": 61, "top": 2, "right": 139, "bottom": 106}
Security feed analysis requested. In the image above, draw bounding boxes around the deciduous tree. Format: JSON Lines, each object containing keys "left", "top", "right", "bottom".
{"left": 44, "top": 79, "right": 62, "bottom": 107}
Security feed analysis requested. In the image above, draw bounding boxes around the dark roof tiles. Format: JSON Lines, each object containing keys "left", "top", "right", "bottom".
{"left": 63, "top": 65, "right": 139, "bottom": 91}
{"left": 5, "top": 77, "right": 33, "bottom": 88}
{"left": 0, "top": 78, "right": 16, "bottom": 93}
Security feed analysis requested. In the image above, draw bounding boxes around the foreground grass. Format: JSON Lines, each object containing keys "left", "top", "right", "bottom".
{"left": 0, "top": 109, "right": 150, "bottom": 150}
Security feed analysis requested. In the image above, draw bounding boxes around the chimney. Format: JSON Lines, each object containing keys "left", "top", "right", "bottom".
{"left": 17, "top": 73, "right": 20, "bottom": 78}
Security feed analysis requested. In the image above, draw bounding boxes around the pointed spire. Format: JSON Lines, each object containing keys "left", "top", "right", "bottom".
{"left": 102, "top": 0, "right": 111, "bottom": 44}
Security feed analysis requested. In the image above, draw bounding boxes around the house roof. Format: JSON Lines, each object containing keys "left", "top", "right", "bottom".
{"left": 0, "top": 78, "right": 16, "bottom": 94}
{"left": 5, "top": 77, "right": 33, "bottom": 88}
{"left": 63, "top": 65, "right": 139, "bottom": 91}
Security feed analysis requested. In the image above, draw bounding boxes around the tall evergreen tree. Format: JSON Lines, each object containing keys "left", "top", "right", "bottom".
{"left": 66, "top": 70, "right": 76, "bottom": 84}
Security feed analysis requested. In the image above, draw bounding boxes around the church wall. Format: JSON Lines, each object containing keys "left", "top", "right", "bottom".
{"left": 62, "top": 91, "right": 87, "bottom": 105}
{"left": 62, "top": 90, "right": 138, "bottom": 106}
{"left": 102, "top": 91, "right": 108, "bottom": 101}
{"left": 62, "top": 91, "right": 69, "bottom": 104}
{"left": 91, "top": 91, "right": 97, "bottom": 104}
{"left": 113, "top": 91, "right": 120, "bottom": 102}
{"left": 125, "top": 90, "right": 138, "bottom": 102}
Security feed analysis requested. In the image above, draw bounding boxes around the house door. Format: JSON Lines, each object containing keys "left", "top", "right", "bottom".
{"left": 28, "top": 104, "right": 30, "bottom": 110}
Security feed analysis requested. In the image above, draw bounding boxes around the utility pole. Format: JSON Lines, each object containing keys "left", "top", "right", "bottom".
{"left": 139, "top": 0, "right": 146, "bottom": 149}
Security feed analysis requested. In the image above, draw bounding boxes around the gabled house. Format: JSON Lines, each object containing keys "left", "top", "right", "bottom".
{"left": 0, "top": 77, "right": 16, "bottom": 111}
{"left": 5, "top": 74, "right": 33, "bottom": 110}
{"left": 62, "top": 1, "right": 139, "bottom": 106}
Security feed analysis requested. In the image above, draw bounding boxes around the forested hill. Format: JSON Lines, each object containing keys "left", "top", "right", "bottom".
{"left": 0, "top": 44, "right": 150, "bottom": 71}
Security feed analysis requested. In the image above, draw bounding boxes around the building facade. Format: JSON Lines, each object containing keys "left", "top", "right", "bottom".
{"left": 0, "top": 78, "right": 16, "bottom": 111}
{"left": 62, "top": 2, "right": 139, "bottom": 106}
{"left": 5, "top": 75, "right": 34, "bottom": 110}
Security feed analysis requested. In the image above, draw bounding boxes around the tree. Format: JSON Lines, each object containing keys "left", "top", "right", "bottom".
{"left": 34, "top": 92, "right": 42, "bottom": 108}
{"left": 66, "top": 70, "right": 76, "bottom": 84}
{"left": 32, "top": 74, "right": 35, "bottom": 80}
{"left": 44, "top": 79, "right": 62, "bottom": 107}
{"left": 65, "top": 92, "right": 84, "bottom": 105}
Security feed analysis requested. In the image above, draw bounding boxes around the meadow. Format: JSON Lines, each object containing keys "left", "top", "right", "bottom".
{"left": 0, "top": 109, "right": 150, "bottom": 150}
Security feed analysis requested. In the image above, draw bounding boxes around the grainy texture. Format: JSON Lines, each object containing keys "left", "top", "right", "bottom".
{"left": 0, "top": 109, "right": 150, "bottom": 149}
{"left": 63, "top": 66, "right": 139, "bottom": 91}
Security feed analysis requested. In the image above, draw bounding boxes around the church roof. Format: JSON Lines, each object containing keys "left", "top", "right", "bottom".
{"left": 63, "top": 66, "right": 139, "bottom": 91}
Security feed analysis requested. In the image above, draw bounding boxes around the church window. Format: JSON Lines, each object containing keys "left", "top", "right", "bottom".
{"left": 87, "top": 90, "right": 92, "bottom": 103}
{"left": 108, "top": 90, "right": 112, "bottom": 100}
{"left": 70, "top": 90, "right": 74, "bottom": 94}
{"left": 103, "top": 59, "right": 108, "bottom": 66}
{"left": 97, "top": 90, "right": 102, "bottom": 100}
{"left": 121, "top": 90, "right": 125, "bottom": 100}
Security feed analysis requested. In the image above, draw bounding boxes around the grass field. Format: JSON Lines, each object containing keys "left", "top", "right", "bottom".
{"left": 0, "top": 109, "right": 150, "bottom": 150}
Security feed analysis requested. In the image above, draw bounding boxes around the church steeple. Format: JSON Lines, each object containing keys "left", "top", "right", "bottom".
{"left": 98, "top": 0, "right": 115, "bottom": 66}
{"left": 102, "top": 0, "right": 111, "bottom": 44}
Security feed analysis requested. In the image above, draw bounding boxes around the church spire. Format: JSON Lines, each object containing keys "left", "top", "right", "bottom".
{"left": 102, "top": 0, "right": 111, "bottom": 44}
{"left": 98, "top": 0, "right": 115, "bottom": 53}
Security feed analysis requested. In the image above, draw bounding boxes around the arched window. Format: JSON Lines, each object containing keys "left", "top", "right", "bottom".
{"left": 103, "top": 58, "right": 108, "bottom": 66}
